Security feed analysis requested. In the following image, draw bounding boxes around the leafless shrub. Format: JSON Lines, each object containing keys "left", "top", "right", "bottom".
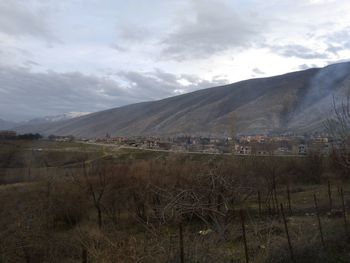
{"left": 325, "top": 95, "right": 350, "bottom": 177}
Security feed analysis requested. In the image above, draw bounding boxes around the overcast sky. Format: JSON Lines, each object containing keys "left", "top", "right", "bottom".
{"left": 1, "top": 0, "right": 350, "bottom": 121}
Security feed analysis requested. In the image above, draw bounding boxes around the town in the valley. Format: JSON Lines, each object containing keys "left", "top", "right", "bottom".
{"left": 90, "top": 133, "right": 331, "bottom": 156}
{"left": 1, "top": 129, "right": 333, "bottom": 156}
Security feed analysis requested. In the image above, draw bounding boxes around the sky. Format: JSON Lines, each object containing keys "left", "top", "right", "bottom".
{"left": 0, "top": 0, "right": 350, "bottom": 121}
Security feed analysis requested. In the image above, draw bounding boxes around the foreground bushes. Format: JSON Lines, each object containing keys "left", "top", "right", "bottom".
{"left": 0, "top": 152, "right": 348, "bottom": 262}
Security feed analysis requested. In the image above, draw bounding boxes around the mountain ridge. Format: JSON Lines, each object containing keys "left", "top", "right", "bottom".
{"left": 23, "top": 112, "right": 91, "bottom": 125}
{"left": 14, "top": 62, "right": 350, "bottom": 137}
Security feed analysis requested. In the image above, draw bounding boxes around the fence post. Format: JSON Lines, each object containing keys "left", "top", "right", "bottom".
{"left": 273, "top": 175, "right": 279, "bottom": 215}
{"left": 313, "top": 194, "right": 325, "bottom": 249}
{"left": 258, "top": 191, "right": 262, "bottom": 217}
{"left": 340, "top": 188, "right": 348, "bottom": 235}
{"left": 240, "top": 209, "right": 249, "bottom": 263}
{"left": 82, "top": 247, "right": 87, "bottom": 263}
{"left": 179, "top": 223, "right": 185, "bottom": 263}
{"left": 327, "top": 180, "right": 332, "bottom": 213}
{"left": 280, "top": 204, "right": 294, "bottom": 262}
{"left": 287, "top": 185, "right": 292, "bottom": 216}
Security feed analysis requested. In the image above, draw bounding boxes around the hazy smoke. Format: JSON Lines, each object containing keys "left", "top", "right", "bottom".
{"left": 303, "top": 62, "right": 350, "bottom": 110}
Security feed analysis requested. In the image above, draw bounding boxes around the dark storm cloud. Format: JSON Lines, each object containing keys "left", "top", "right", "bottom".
{"left": 0, "top": 65, "right": 227, "bottom": 121}
{"left": 0, "top": 1, "right": 58, "bottom": 42}
{"left": 0, "top": 66, "right": 130, "bottom": 121}
{"left": 161, "top": 0, "right": 261, "bottom": 60}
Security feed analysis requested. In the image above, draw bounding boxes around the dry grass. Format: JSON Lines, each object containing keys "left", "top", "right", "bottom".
{"left": 0, "top": 141, "right": 349, "bottom": 262}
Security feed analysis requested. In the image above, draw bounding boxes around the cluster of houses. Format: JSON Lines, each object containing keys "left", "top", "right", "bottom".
{"left": 83, "top": 135, "right": 229, "bottom": 153}
{"left": 1, "top": 128, "right": 332, "bottom": 156}
{"left": 86, "top": 133, "right": 332, "bottom": 156}
{"left": 47, "top": 135, "right": 74, "bottom": 142}
{"left": 233, "top": 134, "right": 330, "bottom": 156}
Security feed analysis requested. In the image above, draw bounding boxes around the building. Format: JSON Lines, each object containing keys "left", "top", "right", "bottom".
{"left": 298, "top": 144, "right": 308, "bottom": 155}
{"left": 252, "top": 143, "right": 271, "bottom": 155}
{"left": 234, "top": 144, "right": 252, "bottom": 155}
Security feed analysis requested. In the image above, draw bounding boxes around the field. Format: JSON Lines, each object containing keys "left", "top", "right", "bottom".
{"left": 0, "top": 139, "right": 349, "bottom": 263}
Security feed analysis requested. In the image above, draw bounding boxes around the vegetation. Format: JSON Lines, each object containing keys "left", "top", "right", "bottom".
{"left": 325, "top": 95, "right": 350, "bottom": 177}
{"left": 0, "top": 139, "right": 349, "bottom": 262}
{"left": 0, "top": 133, "right": 43, "bottom": 140}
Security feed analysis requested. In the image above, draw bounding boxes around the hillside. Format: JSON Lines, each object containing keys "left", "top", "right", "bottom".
{"left": 23, "top": 112, "right": 91, "bottom": 125}
{"left": 14, "top": 62, "right": 350, "bottom": 137}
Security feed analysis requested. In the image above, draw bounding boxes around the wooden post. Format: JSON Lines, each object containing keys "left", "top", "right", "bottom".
{"left": 287, "top": 185, "right": 292, "bottom": 216}
{"left": 267, "top": 193, "right": 273, "bottom": 216}
{"left": 280, "top": 204, "right": 294, "bottom": 262}
{"left": 273, "top": 175, "right": 279, "bottom": 215}
{"left": 258, "top": 191, "right": 262, "bottom": 217}
{"left": 327, "top": 180, "right": 332, "bottom": 213}
{"left": 82, "top": 247, "right": 87, "bottom": 263}
{"left": 340, "top": 188, "right": 348, "bottom": 234}
{"left": 240, "top": 209, "right": 249, "bottom": 263}
{"left": 313, "top": 194, "right": 325, "bottom": 249}
{"left": 179, "top": 223, "right": 185, "bottom": 263}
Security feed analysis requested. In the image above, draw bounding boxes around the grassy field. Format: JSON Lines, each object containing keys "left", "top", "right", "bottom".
{"left": 0, "top": 139, "right": 349, "bottom": 262}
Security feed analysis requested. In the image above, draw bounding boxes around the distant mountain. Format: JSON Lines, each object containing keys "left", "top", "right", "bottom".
{"left": 1, "top": 112, "right": 89, "bottom": 133}
{"left": 24, "top": 112, "right": 91, "bottom": 125}
{"left": 14, "top": 62, "right": 350, "bottom": 138}
{"left": 0, "top": 119, "right": 15, "bottom": 130}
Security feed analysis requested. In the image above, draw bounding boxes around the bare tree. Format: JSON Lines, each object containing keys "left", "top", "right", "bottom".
{"left": 71, "top": 161, "right": 110, "bottom": 229}
{"left": 325, "top": 94, "right": 350, "bottom": 172}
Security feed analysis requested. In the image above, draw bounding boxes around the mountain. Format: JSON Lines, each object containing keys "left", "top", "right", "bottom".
{"left": 24, "top": 112, "right": 91, "bottom": 125}
{"left": 0, "top": 119, "right": 15, "bottom": 130}
{"left": 14, "top": 62, "right": 350, "bottom": 138}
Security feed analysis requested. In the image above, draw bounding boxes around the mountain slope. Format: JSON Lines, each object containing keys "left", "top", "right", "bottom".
{"left": 15, "top": 62, "right": 350, "bottom": 137}
{"left": 24, "top": 112, "right": 91, "bottom": 125}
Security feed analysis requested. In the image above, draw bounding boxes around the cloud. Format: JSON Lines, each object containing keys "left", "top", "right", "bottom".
{"left": 322, "top": 27, "right": 350, "bottom": 55}
{"left": 0, "top": 1, "right": 58, "bottom": 42}
{"left": 118, "top": 24, "right": 152, "bottom": 42}
{"left": 0, "top": 66, "right": 129, "bottom": 121}
{"left": 268, "top": 44, "right": 330, "bottom": 59}
{"left": 252, "top": 68, "right": 265, "bottom": 75}
{"left": 160, "top": 0, "right": 261, "bottom": 60}
{"left": 157, "top": 0, "right": 350, "bottom": 62}
{"left": 298, "top": 63, "right": 319, "bottom": 70}
{"left": 116, "top": 69, "right": 229, "bottom": 99}
{"left": 0, "top": 65, "right": 227, "bottom": 121}
{"left": 110, "top": 43, "right": 128, "bottom": 52}
{"left": 1, "top": 0, "right": 350, "bottom": 123}
{"left": 116, "top": 70, "right": 178, "bottom": 100}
